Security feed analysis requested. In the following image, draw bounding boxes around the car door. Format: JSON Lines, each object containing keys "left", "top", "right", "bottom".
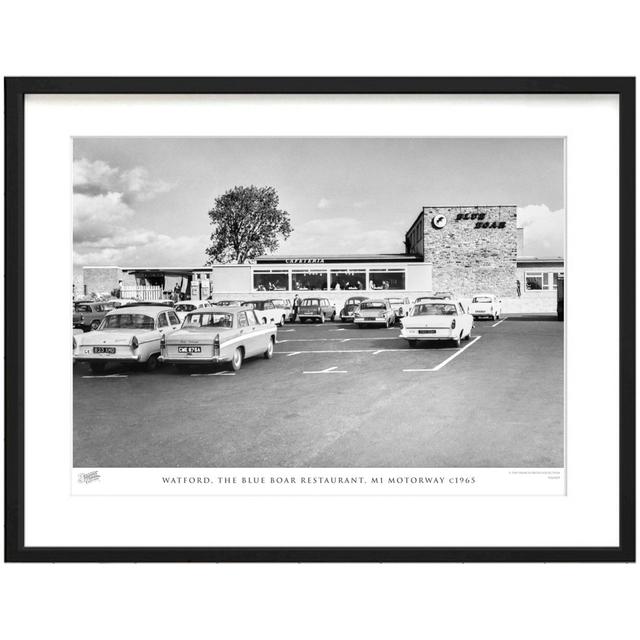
{"left": 237, "top": 310, "right": 257, "bottom": 356}
{"left": 152, "top": 311, "right": 170, "bottom": 357}
{"left": 166, "top": 309, "right": 182, "bottom": 332}
{"left": 245, "top": 309, "right": 267, "bottom": 356}
{"left": 458, "top": 302, "right": 472, "bottom": 335}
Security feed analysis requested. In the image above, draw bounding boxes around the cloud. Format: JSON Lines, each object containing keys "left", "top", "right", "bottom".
{"left": 74, "top": 231, "right": 208, "bottom": 268}
{"left": 73, "top": 157, "right": 201, "bottom": 267}
{"left": 73, "top": 158, "right": 173, "bottom": 203}
{"left": 73, "top": 192, "right": 134, "bottom": 244}
{"left": 281, "top": 217, "right": 406, "bottom": 255}
{"left": 517, "top": 204, "right": 565, "bottom": 257}
{"left": 317, "top": 198, "right": 331, "bottom": 209}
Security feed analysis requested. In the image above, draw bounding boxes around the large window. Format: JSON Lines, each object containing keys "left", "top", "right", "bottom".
{"left": 330, "top": 270, "right": 366, "bottom": 291}
{"left": 292, "top": 270, "right": 328, "bottom": 291}
{"left": 525, "top": 271, "right": 564, "bottom": 291}
{"left": 369, "top": 269, "right": 406, "bottom": 290}
{"left": 253, "top": 270, "right": 288, "bottom": 292}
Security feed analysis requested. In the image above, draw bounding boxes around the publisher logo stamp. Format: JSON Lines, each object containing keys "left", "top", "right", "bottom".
{"left": 78, "top": 470, "right": 101, "bottom": 484}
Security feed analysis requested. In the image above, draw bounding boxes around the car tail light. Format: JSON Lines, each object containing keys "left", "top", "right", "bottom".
{"left": 160, "top": 333, "right": 166, "bottom": 347}
{"left": 131, "top": 336, "right": 139, "bottom": 350}
{"left": 213, "top": 334, "right": 220, "bottom": 356}
{"left": 451, "top": 319, "right": 456, "bottom": 329}
{"left": 73, "top": 336, "right": 77, "bottom": 350}
{"left": 490, "top": 306, "right": 494, "bottom": 312}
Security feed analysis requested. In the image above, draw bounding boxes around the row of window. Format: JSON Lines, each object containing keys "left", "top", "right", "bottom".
{"left": 253, "top": 269, "right": 407, "bottom": 292}
{"left": 524, "top": 271, "right": 564, "bottom": 291}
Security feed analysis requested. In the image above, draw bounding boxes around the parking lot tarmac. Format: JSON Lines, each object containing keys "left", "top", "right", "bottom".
{"left": 73, "top": 315, "right": 564, "bottom": 468}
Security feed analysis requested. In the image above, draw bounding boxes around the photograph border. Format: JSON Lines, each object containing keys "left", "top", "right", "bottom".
{"left": 4, "top": 76, "right": 635, "bottom": 562}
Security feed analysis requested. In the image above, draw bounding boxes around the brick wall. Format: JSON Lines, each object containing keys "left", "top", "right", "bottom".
{"left": 421, "top": 206, "right": 518, "bottom": 297}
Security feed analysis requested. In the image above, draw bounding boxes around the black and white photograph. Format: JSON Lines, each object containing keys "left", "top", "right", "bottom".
{"left": 72, "top": 136, "right": 565, "bottom": 477}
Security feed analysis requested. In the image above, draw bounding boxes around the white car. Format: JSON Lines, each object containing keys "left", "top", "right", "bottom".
{"left": 385, "top": 296, "right": 412, "bottom": 322}
{"left": 266, "top": 298, "right": 293, "bottom": 323}
{"left": 400, "top": 299, "right": 473, "bottom": 347}
{"left": 174, "top": 300, "right": 212, "bottom": 322}
{"left": 72, "top": 304, "right": 181, "bottom": 373}
{"left": 468, "top": 294, "right": 502, "bottom": 320}
{"left": 354, "top": 299, "right": 396, "bottom": 328}
{"left": 241, "top": 300, "right": 286, "bottom": 326}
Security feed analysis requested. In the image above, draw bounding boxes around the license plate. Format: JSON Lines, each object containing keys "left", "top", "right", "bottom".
{"left": 418, "top": 329, "right": 436, "bottom": 334}
{"left": 178, "top": 346, "right": 202, "bottom": 354}
{"left": 93, "top": 346, "right": 116, "bottom": 354}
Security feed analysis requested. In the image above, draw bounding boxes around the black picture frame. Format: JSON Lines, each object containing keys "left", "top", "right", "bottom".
{"left": 4, "top": 77, "right": 635, "bottom": 563}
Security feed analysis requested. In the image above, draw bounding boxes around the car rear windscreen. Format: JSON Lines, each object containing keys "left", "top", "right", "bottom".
{"left": 413, "top": 304, "right": 457, "bottom": 316}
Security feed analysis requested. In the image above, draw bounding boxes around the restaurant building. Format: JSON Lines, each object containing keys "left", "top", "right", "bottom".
{"left": 80, "top": 205, "right": 564, "bottom": 312}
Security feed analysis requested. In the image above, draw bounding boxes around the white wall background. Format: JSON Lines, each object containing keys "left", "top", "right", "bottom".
{"left": 1, "top": 2, "right": 637, "bottom": 640}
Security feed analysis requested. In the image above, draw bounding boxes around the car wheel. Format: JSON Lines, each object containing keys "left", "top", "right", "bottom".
{"left": 262, "top": 317, "right": 267, "bottom": 324}
{"left": 330, "top": 312, "right": 336, "bottom": 322}
{"left": 144, "top": 353, "right": 159, "bottom": 371}
{"left": 89, "top": 361, "right": 106, "bottom": 374}
{"left": 408, "top": 340, "right": 417, "bottom": 348}
{"left": 279, "top": 315, "right": 286, "bottom": 327}
{"left": 264, "top": 337, "right": 274, "bottom": 359}
{"left": 464, "top": 330, "right": 471, "bottom": 341}
{"left": 453, "top": 334, "right": 461, "bottom": 348}
{"left": 230, "top": 347, "right": 243, "bottom": 371}
{"left": 90, "top": 319, "right": 101, "bottom": 331}
{"left": 320, "top": 314, "right": 325, "bottom": 324}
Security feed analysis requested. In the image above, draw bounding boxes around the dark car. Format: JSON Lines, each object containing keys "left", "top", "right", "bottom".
{"left": 73, "top": 302, "right": 112, "bottom": 331}
{"left": 297, "top": 297, "right": 336, "bottom": 323}
{"left": 339, "top": 296, "right": 368, "bottom": 321}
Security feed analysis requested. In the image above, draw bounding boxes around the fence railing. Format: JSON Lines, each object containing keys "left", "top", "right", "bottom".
{"left": 121, "top": 285, "right": 163, "bottom": 301}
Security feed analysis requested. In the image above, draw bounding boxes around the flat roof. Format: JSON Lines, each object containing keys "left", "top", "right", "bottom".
{"left": 516, "top": 256, "right": 564, "bottom": 263}
{"left": 255, "top": 253, "right": 420, "bottom": 264}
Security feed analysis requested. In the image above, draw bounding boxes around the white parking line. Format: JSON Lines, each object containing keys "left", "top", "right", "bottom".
{"left": 278, "top": 336, "right": 401, "bottom": 343}
{"left": 190, "top": 371, "right": 236, "bottom": 377}
{"left": 279, "top": 329, "right": 296, "bottom": 332}
{"left": 328, "top": 328, "right": 347, "bottom": 332}
{"left": 276, "top": 348, "right": 440, "bottom": 355}
{"left": 403, "top": 336, "right": 482, "bottom": 372}
{"left": 81, "top": 374, "right": 128, "bottom": 378}
{"left": 491, "top": 317, "right": 507, "bottom": 327}
{"left": 303, "top": 366, "right": 348, "bottom": 374}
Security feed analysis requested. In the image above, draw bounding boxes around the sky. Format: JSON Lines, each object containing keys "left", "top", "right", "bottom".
{"left": 73, "top": 137, "right": 565, "bottom": 268}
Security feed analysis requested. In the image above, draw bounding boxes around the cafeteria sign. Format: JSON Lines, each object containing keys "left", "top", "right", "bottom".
{"left": 285, "top": 258, "right": 325, "bottom": 264}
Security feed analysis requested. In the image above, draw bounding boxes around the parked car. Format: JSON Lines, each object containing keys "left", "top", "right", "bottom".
{"left": 174, "top": 300, "right": 212, "bottom": 322}
{"left": 266, "top": 298, "right": 293, "bottom": 323}
{"left": 468, "top": 294, "right": 502, "bottom": 320}
{"left": 213, "top": 299, "right": 246, "bottom": 307}
{"left": 297, "top": 297, "right": 336, "bottom": 323}
{"left": 354, "top": 299, "right": 396, "bottom": 328}
{"left": 414, "top": 294, "right": 442, "bottom": 304}
{"left": 400, "top": 299, "right": 473, "bottom": 347}
{"left": 160, "top": 306, "right": 277, "bottom": 372}
{"left": 339, "top": 296, "right": 368, "bottom": 322}
{"left": 72, "top": 304, "right": 181, "bottom": 373}
{"left": 242, "top": 300, "right": 286, "bottom": 326}
{"left": 73, "top": 302, "right": 111, "bottom": 331}
{"left": 385, "top": 296, "right": 412, "bottom": 322}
